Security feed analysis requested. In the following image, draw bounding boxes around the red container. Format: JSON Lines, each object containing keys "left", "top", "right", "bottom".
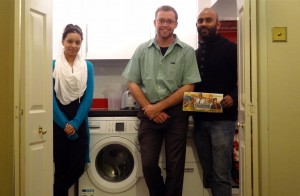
{"left": 91, "top": 98, "right": 108, "bottom": 109}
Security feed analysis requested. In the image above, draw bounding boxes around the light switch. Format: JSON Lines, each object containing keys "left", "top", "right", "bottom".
{"left": 272, "top": 27, "right": 287, "bottom": 42}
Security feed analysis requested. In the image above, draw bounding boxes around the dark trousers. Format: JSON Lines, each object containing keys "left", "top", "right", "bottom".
{"left": 53, "top": 99, "right": 87, "bottom": 196}
{"left": 137, "top": 104, "right": 189, "bottom": 196}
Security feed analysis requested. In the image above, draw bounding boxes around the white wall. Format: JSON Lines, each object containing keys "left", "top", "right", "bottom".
{"left": 198, "top": 0, "right": 217, "bottom": 11}
{"left": 211, "top": 0, "right": 237, "bottom": 20}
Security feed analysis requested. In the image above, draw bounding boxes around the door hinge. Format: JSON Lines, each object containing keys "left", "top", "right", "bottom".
{"left": 15, "top": 106, "right": 23, "bottom": 118}
{"left": 248, "top": 102, "right": 255, "bottom": 114}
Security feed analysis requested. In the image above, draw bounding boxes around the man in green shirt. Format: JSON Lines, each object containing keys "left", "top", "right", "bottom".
{"left": 122, "top": 5, "right": 201, "bottom": 196}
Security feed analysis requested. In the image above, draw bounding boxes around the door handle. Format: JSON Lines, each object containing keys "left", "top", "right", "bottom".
{"left": 38, "top": 126, "right": 47, "bottom": 135}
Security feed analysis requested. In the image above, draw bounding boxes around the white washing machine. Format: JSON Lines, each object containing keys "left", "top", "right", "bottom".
{"left": 78, "top": 116, "right": 148, "bottom": 196}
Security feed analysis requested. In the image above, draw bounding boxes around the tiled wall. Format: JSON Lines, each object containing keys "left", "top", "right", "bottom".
{"left": 89, "top": 59, "right": 129, "bottom": 99}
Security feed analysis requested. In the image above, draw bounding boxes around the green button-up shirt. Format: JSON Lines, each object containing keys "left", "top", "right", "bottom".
{"left": 122, "top": 35, "right": 201, "bottom": 103}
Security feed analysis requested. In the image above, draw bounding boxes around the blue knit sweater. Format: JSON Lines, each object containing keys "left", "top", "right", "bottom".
{"left": 52, "top": 60, "right": 94, "bottom": 162}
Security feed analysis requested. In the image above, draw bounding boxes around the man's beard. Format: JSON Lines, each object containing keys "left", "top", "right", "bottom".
{"left": 197, "top": 26, "right": 217, "bottom": 40}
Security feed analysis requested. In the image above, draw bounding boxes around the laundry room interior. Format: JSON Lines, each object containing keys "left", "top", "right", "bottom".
{"left": 53, "top": 0, "right": 239, "bottom": 196}
{"left": 51, "top": 0, "right": 240, "bottom": 195}
{"left": 3, "top": 0, "right": 300, "bottom": 195}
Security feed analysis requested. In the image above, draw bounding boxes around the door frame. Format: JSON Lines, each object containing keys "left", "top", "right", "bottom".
{"left": 237, "top": 0, "right": 259, "bottom": 195}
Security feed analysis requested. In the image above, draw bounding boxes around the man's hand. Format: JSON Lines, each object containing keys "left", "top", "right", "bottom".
{"left": 143, "top": 104, "right": 162, "bottom": 120}
{"left": 220, "top": 95, "right": 234, "bottom": 108}
{"left": 152, "top": 112, "right": 170, "bottom": 124}
{"left": 143, "top": 104, "right": 170, "bottom": 123}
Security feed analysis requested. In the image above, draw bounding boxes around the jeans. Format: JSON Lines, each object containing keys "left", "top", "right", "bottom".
{"left": 193, "top": 120, "right": 235, "bottom": 196}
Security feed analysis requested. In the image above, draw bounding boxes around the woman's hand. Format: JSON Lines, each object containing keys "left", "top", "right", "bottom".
{"left": 64, "top": 123, "right": 76, "bottom": 135}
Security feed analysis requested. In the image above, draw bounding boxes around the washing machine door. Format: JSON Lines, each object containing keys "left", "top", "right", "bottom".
{"left": 87, "top": 136, "right": 143, "bottom": 193}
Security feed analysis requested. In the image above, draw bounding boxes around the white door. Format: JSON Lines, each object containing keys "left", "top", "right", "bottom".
{"left": 237, "top": 0, "right": 258, "bottom": 195}
{"left": 18, "top": 0, "right": 53, "bottom": 195}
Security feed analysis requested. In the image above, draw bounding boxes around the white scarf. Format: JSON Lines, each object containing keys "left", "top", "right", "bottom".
{"left": 53, "top": 53, "right": 87, "bottom": 105}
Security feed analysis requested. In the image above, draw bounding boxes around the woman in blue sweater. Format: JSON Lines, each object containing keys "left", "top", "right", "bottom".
{"left": 53, "top": 24, "right": 94, "bottom": 196}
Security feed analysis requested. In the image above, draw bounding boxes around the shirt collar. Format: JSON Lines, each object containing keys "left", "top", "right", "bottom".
{"left": 147, "top": 34, "right": 185, "bottom": 49}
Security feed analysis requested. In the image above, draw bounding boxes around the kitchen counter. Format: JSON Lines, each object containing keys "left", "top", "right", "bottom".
{"left": 89, "top": 108, "right": 138, "bottom": 117}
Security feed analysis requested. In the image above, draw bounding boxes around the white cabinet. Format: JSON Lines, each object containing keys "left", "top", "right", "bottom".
{"left": 83, "top": 0, "right": 152, "bottom": 59}
{"left": 52, "top": 0, "right": 86, "bottom": 59}
{"left": 53, "top": 0, "right": 198, "bottom": 59}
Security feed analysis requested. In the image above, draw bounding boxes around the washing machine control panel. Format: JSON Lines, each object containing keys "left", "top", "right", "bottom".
{"left": 88, "top": 117, "right": 140, "bottom": 134}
